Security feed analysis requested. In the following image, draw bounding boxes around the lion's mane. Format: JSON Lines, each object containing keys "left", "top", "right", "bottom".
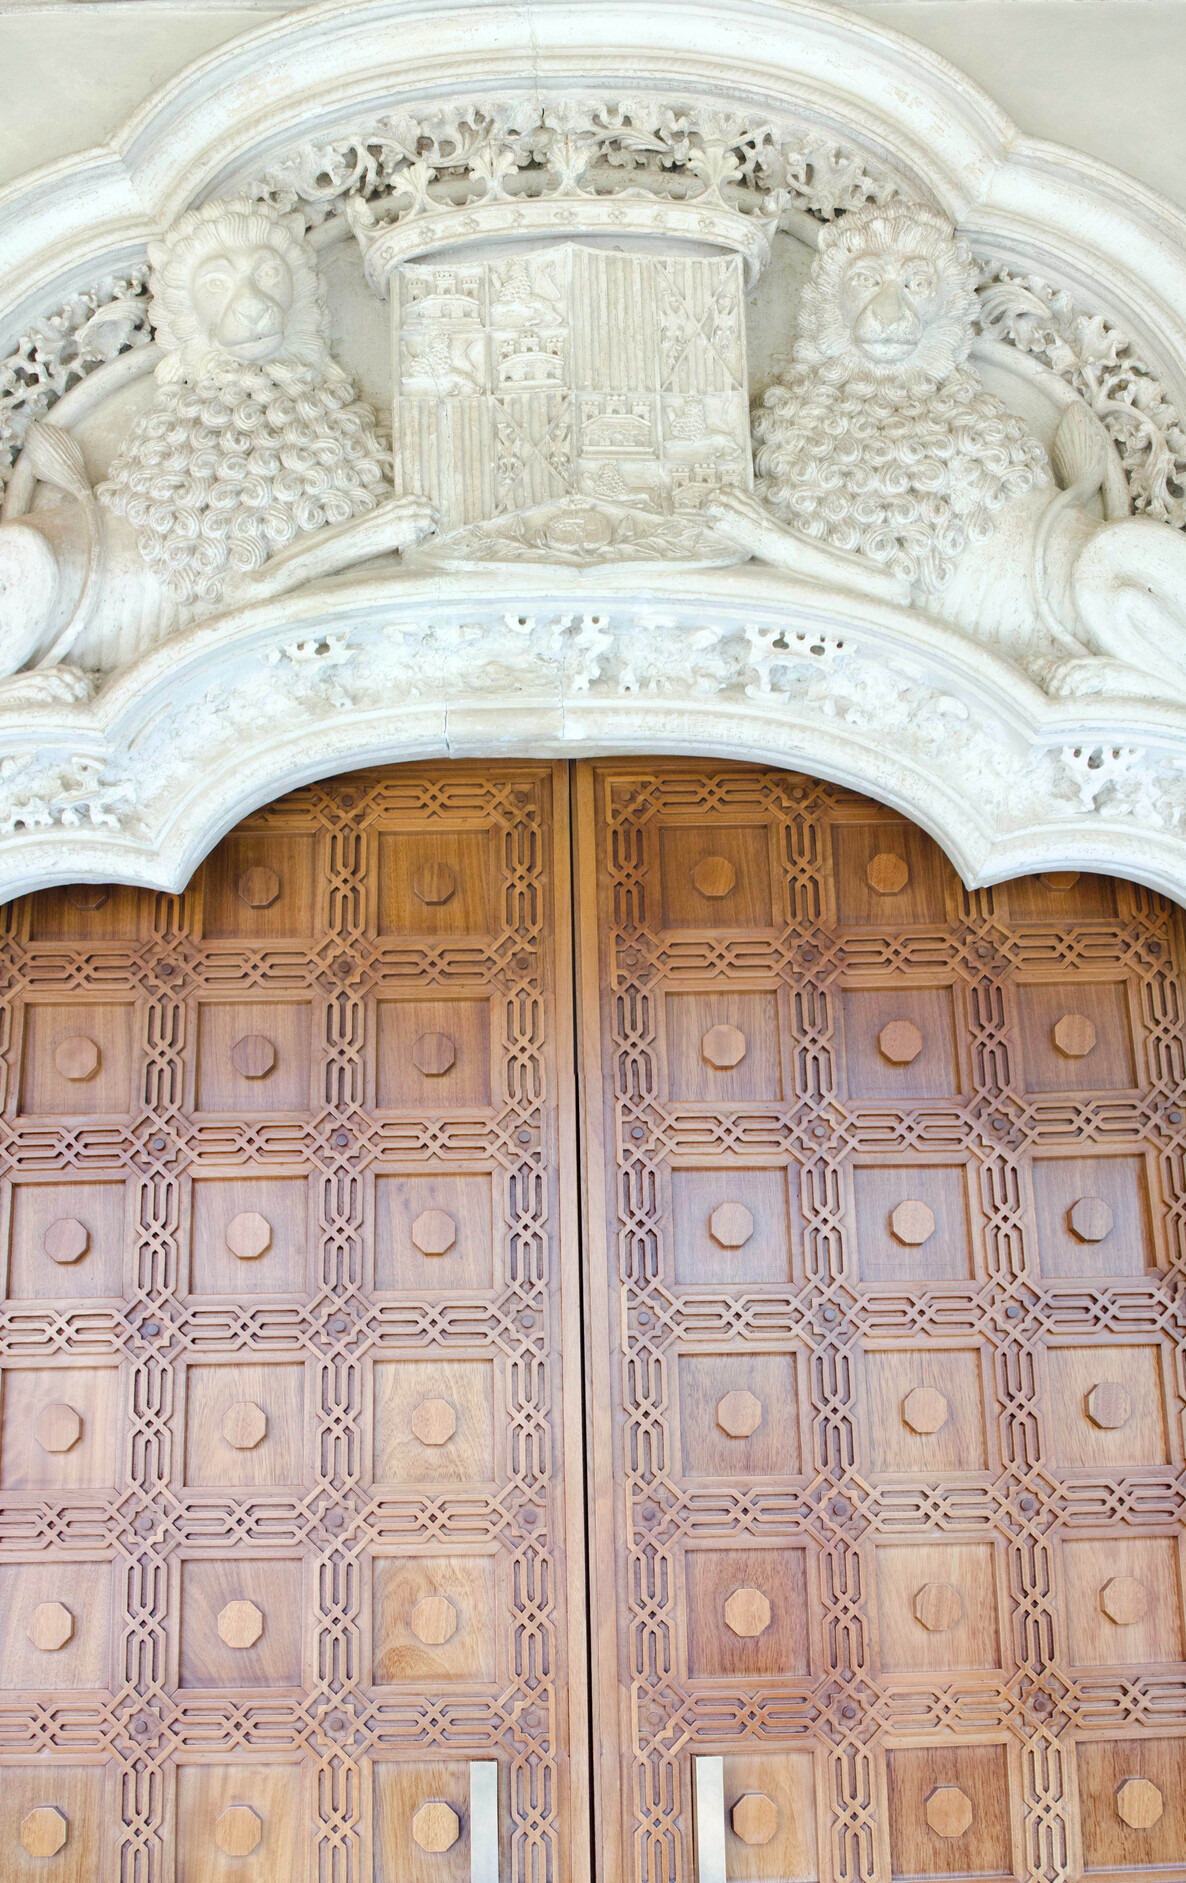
{"left": 753, "top": 205, "right": 1051, "bottom": 592}
{"left": 99, "top": 199, "right": 390, "bottom": 610}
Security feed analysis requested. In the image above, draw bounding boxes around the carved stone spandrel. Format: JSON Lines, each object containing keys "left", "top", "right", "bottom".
{"left": 217, "top": 1599, "right": 264, "bottom": 1648}
{"left": 730, "top": 1793, "right": 778, "bottom": 1845}
{"left": 231, "top": 1034, "right": 276, "bottom": 1079}
{"left": 901, "top": 1386, "right": 948, "bottom": 1435}
{"left": 412, "top": 1801, "right": 460, "bottom": 1853}
{"left": 691, "top": 855, "right": 737, "bottom": 899}
{"left": 54, "top": 1034, "right": 99, "bottom": 1081}
{"left": 723, "top": 1587, "right": 771, "bottom": 1638}
{"left": 1116, "top": 1777, "right": 1163, "bottom": 1829}
{"left": 215, "top": 1806, "right": 262, "bottom": 1855}
{"left": 878, "top": 1020, "right": 922, "bottom": 1065}
{"left": 27, "top": 1601, "right": 74, "bottom": 1650}
{"left": 701, "top": 1024, "right": 747, "bottom": 1070}
{"left": 708, "top": 1202, "right": 754, "bottom": 1249}
{"left": 43, "top": 1216, "right": 89, "bottom": 1262}
{"left": 20, "top": 1807, "right": 67, "bottom": 1858}
{"left": 925, "top": 1786, "right": 973, "bottom": 1839}
{"left": 716, "top": 1391, "right": 763, "bottom": 1438}
{"left": 225, "top": 1210, "right": 272, "bottom": 1260}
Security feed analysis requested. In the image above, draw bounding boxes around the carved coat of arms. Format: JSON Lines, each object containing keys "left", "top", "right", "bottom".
{"left": 389, "top": 244, "right": 751, "bottom": 563}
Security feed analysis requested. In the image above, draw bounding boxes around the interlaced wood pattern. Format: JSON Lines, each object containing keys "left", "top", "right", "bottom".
{"left": 577, "top": 760, "right": 1186, "bottom": 1883}
{"left": 0, "top": 763, "right": 583, "bottom": 1883}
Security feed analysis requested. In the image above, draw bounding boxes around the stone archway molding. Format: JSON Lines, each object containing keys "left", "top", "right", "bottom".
{"left": 2, "top": 0, "right": 1186, "bottom": 900}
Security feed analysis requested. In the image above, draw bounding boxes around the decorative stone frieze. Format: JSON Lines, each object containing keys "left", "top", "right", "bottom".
{"left": 0, "top": 0, "right": 1184, "bottom": 901}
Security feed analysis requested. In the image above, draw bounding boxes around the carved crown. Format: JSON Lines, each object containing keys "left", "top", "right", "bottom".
{"left": 254, "top": 96, "right": 898, "bottom": 292}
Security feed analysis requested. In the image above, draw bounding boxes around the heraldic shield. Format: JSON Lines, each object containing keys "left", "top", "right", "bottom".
{"left": 388, "top": 242, "right": 753, "bottom": 565}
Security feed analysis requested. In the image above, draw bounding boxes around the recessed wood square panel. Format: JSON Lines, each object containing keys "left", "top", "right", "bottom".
{"left": 684, "top": 1547, "right": 809, "bottom": 1677}
{"left": 183, "top": 1362, "right": 305, "bottom": 1486}
{"left": 178, "top": 1558, "right": 302, "bottom": 1688}
{"left": 832, "top": 822, "right": 947, "bottom": 928}
{"left": 175, "top": 1762, "right": 302, "bottom": 1883}
{"left": 1015, "top": 981, "right": 1137, "bottom": 1093}
{"left": 852, "top": 1164, "right": 974, "bottom": 1282}
{"left": 1030, "top": 1153, "right": 1154, "bottom": 1278}
{"left": 670, "top": 1167, "right": 798, "bottom": 1284}
{"left": 875, "top": 1542, "right": 1002, "bottom": 1672}
{"left": 0, "top": 1561, "right": 112, "bottom": 1688}
{"left": 188, "top": 1176, "right": 309, "bottom": 1296}
{"left": 840, "top": 987, "right": 960, "bottom": 1101}
{"left": 377, "top": 830, "right": 498, "bottom": 936}
{"left": 863, "top": 1350, "right": 989, "bottom": 1473}
{"left": 1063, "top": 1536, "right": 1186, "bottom": 1666}
{"left": 1078, "top": 1737, "right": 1186, "bottom": 1872}
{"left": 372, "top": 1553, "right": 497, "bottom": 1682}
{"left": 1046, "top": 1345, "right": 1170, "bottom": 1468}
{"left": 18, "top": 1002, "right": 134, "bottom": 1115}
{"left": 200, "top": 831, "right": 318, "bottom": 939}
{"left": 677, "top": 1353, "right": 800, "bottom": 1477}
{"left": 374, "top": 1760, "right": 495, "bottom": 1883}
{"left": 27, "top": 881, "right": 147, "bottom": 941}
{"left": 376, "top": 999, "right": 492, "bottom": 1108}
{"left": 0, "top": 1365, "right": 120, "bottom": 1488}
{"left": 657, "top": 825, "right": 775, "bottom": 930}
{"left": 0, "top": 1764, "right": 106, "bottom": 1882}
{"left": 375, "top": 1174, "right": 495, "bottom": 1290}
{"left": 1005, "top": 870, "right": 1118, "bottom": 923}
{"left": 886, "top": 1745, "right": 1014, "bottom": 1879}
{"left": 665, "top": 993, "right": 782, "bottom": 1101}
{"left": 194, "top": 1002, "right": 312, "bottom": 1112}
{"left": 6, "top": 1180, "right": 126, "bottom": 1299}
{"left": 721, "top": 1752, "right": 819, "bottom": 1881}
{"left": 373, "top": 1359, "right": 496, "bottom": 1483}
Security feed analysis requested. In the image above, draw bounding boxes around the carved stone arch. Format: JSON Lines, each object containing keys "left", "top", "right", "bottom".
{"left": 1, "top": 0, "right": 1186, "bottom": 901}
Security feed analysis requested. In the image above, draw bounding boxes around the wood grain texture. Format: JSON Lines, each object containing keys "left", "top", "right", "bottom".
{"left": 576, "top": 759, "right": 1186, "bottom": 1883}
{"left": 0, "top": 763, "right": 583, "bottom": 1883}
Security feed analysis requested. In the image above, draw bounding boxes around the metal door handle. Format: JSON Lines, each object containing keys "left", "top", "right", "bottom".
{"left": 694, "top": 1756, "right": 726, "bottom": 1883}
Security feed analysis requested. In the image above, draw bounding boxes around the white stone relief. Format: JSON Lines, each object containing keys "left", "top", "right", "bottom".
{"left": 710, "top": 204, "right": 1186, "bottom": 701}
{"left": 380, "top": 244, "right": 751, "bottom": 566}
{"left": 0, "top": 11, "right": 1185, "bottom": 903}
{"left": 0, "top": 751, "right": 136, "bottom": 835}
{"left": 0, "top": 199, "right": 434, "bottom": 695}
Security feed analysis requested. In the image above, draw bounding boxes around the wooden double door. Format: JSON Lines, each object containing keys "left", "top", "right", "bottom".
{"left": 0, "top": 759, "right": 1182, "bottom": 1883}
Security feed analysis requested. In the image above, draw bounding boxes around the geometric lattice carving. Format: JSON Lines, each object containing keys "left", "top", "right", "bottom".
{"left": 582, "top": 760, "right": 1186, "bottom": 1883}
{"left": 0, "top": 762, "right": 573, "bottom": 1882}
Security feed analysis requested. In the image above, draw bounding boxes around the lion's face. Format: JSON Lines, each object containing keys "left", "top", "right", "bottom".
{"left": 795, "top": 205, "right": 979, "bottom": 389}
{"left": 188, "top": 242, "right": 295, "bottom": 363}
{"left": 147, "top": 199, "right": 326, "bottom": 381}
{"left": 836, "top": 248, "right": 945, "bottom": 369}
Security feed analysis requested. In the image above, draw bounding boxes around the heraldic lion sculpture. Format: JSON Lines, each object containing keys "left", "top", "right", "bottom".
{"left": 710, "top": 202, "right": 1186, "bottom": 700}
{"left": 0, "top": 198, "right": 436, "bottom": 692}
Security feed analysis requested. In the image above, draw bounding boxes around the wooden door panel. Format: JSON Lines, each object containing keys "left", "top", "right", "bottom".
{"left": 0, "top": 763, "right": 585, "bottom": 1883}
{"left": 577, "top": 759, "right": 1186, "bottom": 1883}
